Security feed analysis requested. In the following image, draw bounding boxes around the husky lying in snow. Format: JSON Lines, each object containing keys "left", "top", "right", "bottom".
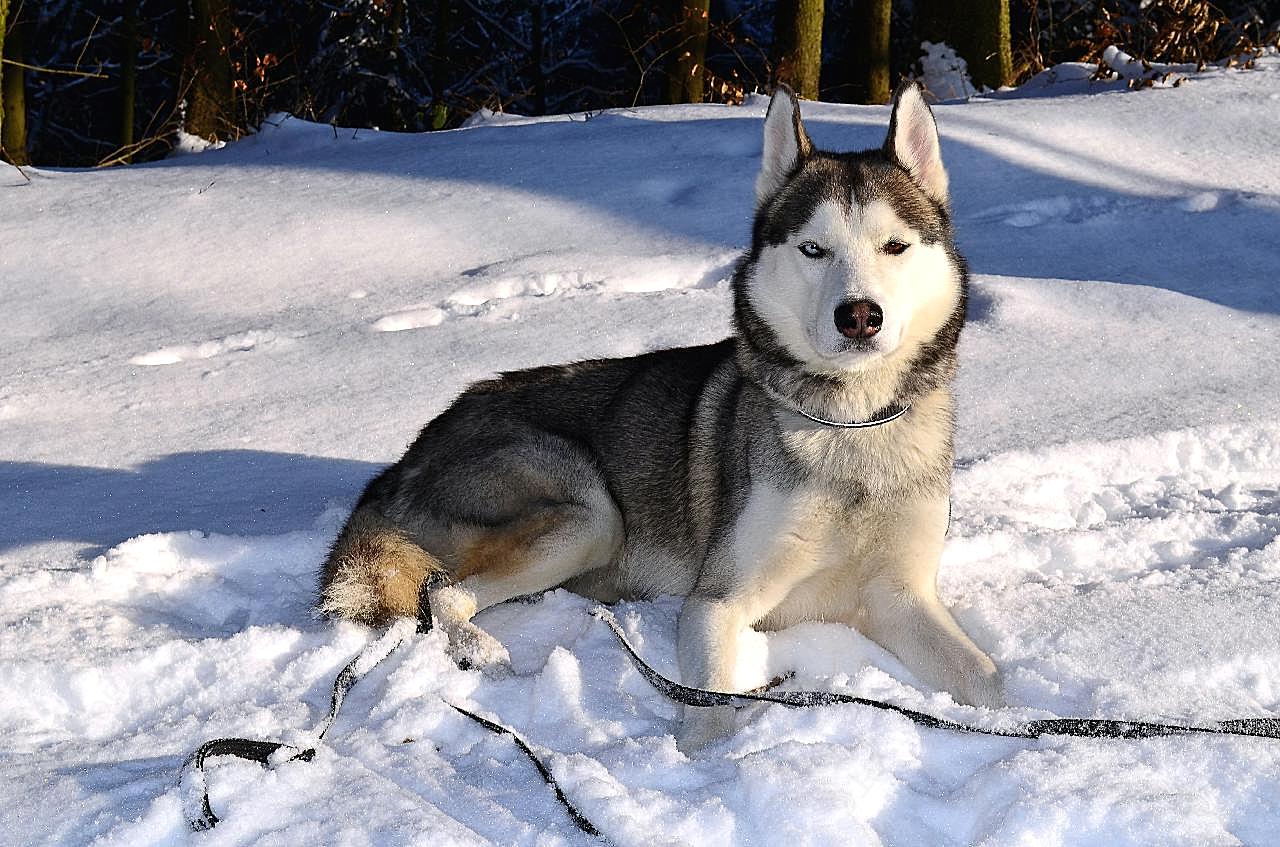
{"left": 319, "top": 83, "right": 1003, "bottom": 750}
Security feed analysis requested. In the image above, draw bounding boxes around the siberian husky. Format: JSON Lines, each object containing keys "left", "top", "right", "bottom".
{"left": 318, "top": 82, "right": 1003, "bottom": 750}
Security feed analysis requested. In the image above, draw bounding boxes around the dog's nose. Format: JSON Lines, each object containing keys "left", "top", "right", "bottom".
{"left": 834, "top": 300, "right": 883, "bottom": 340}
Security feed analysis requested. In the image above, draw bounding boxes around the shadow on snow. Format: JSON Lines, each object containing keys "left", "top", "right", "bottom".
{"left": 0, "top": 450, "right": 382, "bottom": 555}
{"left": 131, "top": 103, "right": 1280, "bottom": 316}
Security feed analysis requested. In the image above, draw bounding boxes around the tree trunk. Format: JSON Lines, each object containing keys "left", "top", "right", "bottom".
{"left": 531, "top": 1, "right": 546, "bottom": 116}
{"left": 185, "top": 0, "right": 235, "bottom": 142}
{"left": 917, "top": 0, "right": 1012, "bottom": 91}
{"left": 667, "top": 0, "right": 709, "bottom": 104}
{"left": 429, "top": 0, "right": 450, "bottom": 129}
{"left": 389, "top": 0, "right": 405, "bottom": 53}
{"left": 774, "top": 0, "right": 824, "bottom": 100}
{"left": 0, "top": 0, "right": 7, "bottom": 161}
{"left": 846, "top": 0, "right": 890, "bottom": 104}
{"left": 120, "top": 0, "right": 138, "bottom": 159}
{"left": 1, "top": 0, "right": 28, "bottom": 166}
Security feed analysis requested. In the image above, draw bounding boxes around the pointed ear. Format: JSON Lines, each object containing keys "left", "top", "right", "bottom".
{"left": 884, "top": 82, "right": 949, "bottom": 204}
{"left": 755, "top": 84, "right": 813, "bottom": 206}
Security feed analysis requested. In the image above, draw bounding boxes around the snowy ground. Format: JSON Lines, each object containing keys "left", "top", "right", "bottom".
{"left": 3, "top": 56, "right": 1280, "bottom": 846}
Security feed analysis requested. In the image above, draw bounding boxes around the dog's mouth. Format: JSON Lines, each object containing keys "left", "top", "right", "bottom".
{"left": 803, "top": 338, "right": 886, "bottom": 374}
{"left": 838, "top": 336, "right": 879, "bottom": 352}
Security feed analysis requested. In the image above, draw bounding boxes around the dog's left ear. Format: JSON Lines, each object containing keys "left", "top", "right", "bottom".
{"left": 756, "top": 84, "right": 813, "bottom": 206}
{"left": 884, "top": 82, "right": 949, "bottom": 204}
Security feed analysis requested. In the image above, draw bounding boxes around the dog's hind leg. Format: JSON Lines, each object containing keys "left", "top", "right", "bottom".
{"left": 320, "top": 429, "right": 623, "bottom": 670}
{"left": 319, "top": 496, "right": 621, "bottom": 671}
{"left": 430, "top": 491, "right": 623, "bottom": 671}
{"left": 318, "top": 506, "right": 446, "bottom": 626}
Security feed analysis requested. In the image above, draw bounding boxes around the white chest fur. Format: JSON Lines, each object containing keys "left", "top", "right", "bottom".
{"left": 777, "top": 386, "right": 954, "bottom": 498}
{"left": 728, "top": 388, "right": 956, "bottom": 629}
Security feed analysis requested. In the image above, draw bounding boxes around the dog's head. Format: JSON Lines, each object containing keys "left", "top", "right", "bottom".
{"left": 735, "top": 83, "right": 966, "bottom": 378}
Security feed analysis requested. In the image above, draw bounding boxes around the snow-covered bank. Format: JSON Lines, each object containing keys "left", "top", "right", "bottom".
{"left": 2, "top": 58, "right": 1279, "bottom": 845}
{"left": 6, "top": 421, "right": 1279, "bottom": 846}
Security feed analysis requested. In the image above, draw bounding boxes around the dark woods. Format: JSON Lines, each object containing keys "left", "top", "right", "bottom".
{"left": 0, "top": 0, "right": 1275, "bottom": 168}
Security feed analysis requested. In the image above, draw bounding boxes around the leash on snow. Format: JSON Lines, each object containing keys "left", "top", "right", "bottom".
{"left": 180, "top": 577, "right": 599, "bottom": 836}
{"left": 593, "top": 607, "right": 1280, "bottom": 742}
{"left": 180, "top": 616, "right": 415, "bottom": 831}
{"left": 182, "top": 602, "right": 1280, "bottom": 837}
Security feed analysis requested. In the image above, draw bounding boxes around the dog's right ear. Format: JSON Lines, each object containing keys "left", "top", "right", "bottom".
{"left": 755, "top": 84, "right": 813, "bottom": 206}
{"left": 884, "top": 81, "right": 949, "bottom": 205}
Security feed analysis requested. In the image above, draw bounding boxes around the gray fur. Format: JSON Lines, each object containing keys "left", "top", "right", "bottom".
{"left": 318, "top": 83, "right": 1001, "bottom": 747}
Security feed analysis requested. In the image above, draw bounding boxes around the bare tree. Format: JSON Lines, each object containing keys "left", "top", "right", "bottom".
{"left": 918, "top": 0, "right": 1013, "bottom": 91}
{"left": 667, "top": 0, "right": 709, "bottom": 103}
{"left": 119, "top": 0, "right": 138, "bottom": 158}
{"left": 430, "top": 0, "right": 450, "bottom": 128}
{"left": 2, "top": 0, "right": 30, "bottom": 165}
{"left": 846, "top": 0, "right": 890, "bottom": 103}
{"left": 185, "top": 0, "right": 235, "bottom": 142}
{"left": 531, "top": 1, "right": 546, "bottom": 114}
{"left": 774, "top": 0, "right": 823, "bottom": 99}
{"left": 0, "top": 0, "right": 7, "bottom": 161}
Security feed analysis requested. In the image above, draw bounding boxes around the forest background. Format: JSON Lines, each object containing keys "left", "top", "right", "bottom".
{"left": 0, "top": 0, "right": 1276, "bottom": 169}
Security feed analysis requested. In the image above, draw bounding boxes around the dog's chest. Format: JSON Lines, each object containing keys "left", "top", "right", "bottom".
{"left": 726, "top": 409, "right": 953, "bottom": 623}
{"left": 777, "top": 408, "right": 950, "bottom": 497}
{"left": 730, "top": 483, "right": 864, "bottom": 592}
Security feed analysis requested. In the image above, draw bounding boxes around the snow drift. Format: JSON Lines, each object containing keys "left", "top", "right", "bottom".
{"left": 3, "top": 57, "right": 1280, "bottom": 846}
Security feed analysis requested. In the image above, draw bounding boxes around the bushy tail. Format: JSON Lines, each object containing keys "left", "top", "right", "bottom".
{"left": 317, "top": 506, "right": 445, "bottom": 626}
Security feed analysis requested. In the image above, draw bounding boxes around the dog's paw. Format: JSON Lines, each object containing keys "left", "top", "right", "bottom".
{"left": 954, "top": 660, "right": 1006, "bottom": 710}
{"left": 446, "top": 622, "right": 512, "bottom": 676}
{"left": 676, "top": 705, "right": 736, "bottom": 755}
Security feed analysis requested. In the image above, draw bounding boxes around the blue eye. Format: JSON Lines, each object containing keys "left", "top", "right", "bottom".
{"left": 798, "top": 241, "right": 826, "bottom": 258}
{"left": 882, "top": 238, "right": 910, "bottom": 255}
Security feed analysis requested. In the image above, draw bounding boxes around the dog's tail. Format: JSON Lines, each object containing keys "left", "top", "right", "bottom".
{"left": 317, "top": 506, "right": 445, "bottom": 626}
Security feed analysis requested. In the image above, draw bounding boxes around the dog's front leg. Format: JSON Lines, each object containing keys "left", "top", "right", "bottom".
{"left": 857, "top": 497, "right": 1003, "bottom": 708}
{"left": 675, "top": 595, "right": 744, "bottom": 753}
{"left": 862, "top": 581, "right": 1003, "bottom": 708}
{"left": 675, "top": 483, "right": 829, "bottom": 752}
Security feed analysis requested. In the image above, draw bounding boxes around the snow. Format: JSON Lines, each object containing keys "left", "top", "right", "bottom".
{"left": 920, "top": 41, "right": 979, "bottom": 100}
{"left": 3, "top": 56, "right": 1280, "bottom": 846}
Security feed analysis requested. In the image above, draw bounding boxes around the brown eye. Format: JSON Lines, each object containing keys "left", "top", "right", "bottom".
{"left": 798, "top": 241, "right": 827, "bottom": 259}
{"left": 883, "top": 239, "right": 910, "bottom": 255}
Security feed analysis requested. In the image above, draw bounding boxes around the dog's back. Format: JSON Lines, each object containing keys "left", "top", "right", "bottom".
{"left": 319, "top": 340, "right": 737, "bottom": 627}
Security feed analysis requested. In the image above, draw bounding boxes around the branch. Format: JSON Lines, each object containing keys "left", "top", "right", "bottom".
{"left": 2, "top": 149, "right": 32, "bottom": 184}
{"left": 73, "top": 14, "right": 102, "bottom": 72}
{"left": 0, "top": 58, "right": 108, "bottom": 79}
{"left": 95, "top": 76, "right": 194, "bottom": 167}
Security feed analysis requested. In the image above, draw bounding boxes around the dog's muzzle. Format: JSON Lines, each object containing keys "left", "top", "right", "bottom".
{"left": 834, "top": 299, "right": 883, "bottom": 340}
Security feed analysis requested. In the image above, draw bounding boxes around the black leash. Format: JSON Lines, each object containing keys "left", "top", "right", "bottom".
{"left": 180, "top": 583, "right": 600, "bottom": 837}
{"left": 591, "top": 606, "right": 1280, "bottom": 743}
{"left": 442, "top": 701, "right": 600, "bottom": 836}
{"left": 181, "top": 600, "right": 1280, "bottom": 838}
{"left": 181, "top": 616, "right": 418, "bottom": 831}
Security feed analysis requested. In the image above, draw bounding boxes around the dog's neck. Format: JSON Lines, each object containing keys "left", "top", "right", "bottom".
{"left": 756, "top": 381, "right": 911, "bottom": 429}
{"left": 732, "top": 331, "right": 951, "bottom": 424}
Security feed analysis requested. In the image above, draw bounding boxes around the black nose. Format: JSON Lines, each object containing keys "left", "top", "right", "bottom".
{"left": 834, "top": 300, "right": 883, "bottom": 340}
